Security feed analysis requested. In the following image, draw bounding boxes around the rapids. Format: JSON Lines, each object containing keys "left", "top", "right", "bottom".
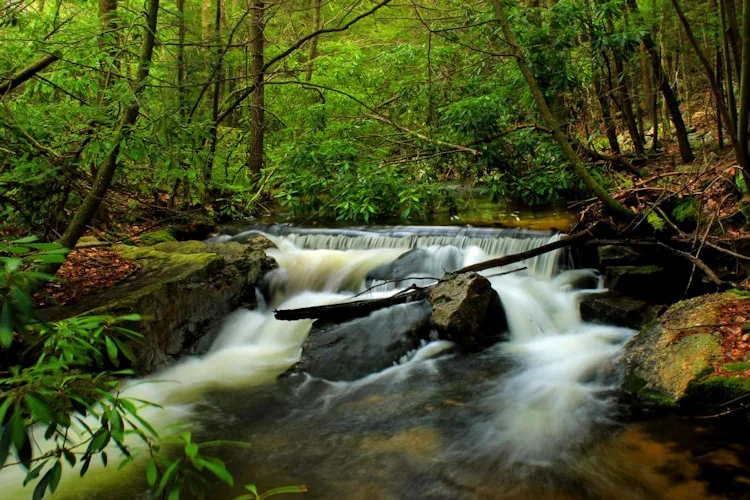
{"left": 3, "top": 225, "right": 747, "bottom": 499}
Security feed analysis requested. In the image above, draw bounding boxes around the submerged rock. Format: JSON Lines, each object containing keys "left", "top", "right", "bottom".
{"left": 620, "top": 291, "right": 750, "bottom": 409}
{"left": 426, "top": 272, "right": 507, "bottom": 350}
{"left": 44, "top": 240, "right": 276, "bottom": 374}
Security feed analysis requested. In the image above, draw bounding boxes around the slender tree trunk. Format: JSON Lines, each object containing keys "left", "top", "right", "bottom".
{"left": 671, "top": 0, "right": 750, "bottom": 188}
{"left": 247, "top": 0, "right": 264, "bottom": 180}
{"left": 304, "top": 0, "right": 322, "bottom": 81}
{"left": 609, "top": 45, "right": 643, "bottom": 155}
{"left": 738, "top": 0, "right": 750, "bottom": 180}
{"left": 177, "top": 0, "right": 186, "bottom": 116}
{"left": 720, "top": 0, "right": 738, "bottom": 129}
{"left": 626, "top": 0, "right": 693, "bottom": 162}
{"left": 594, "top": 67, "right": 621, "bottom": 153}
{"left": 57, "top": 0, "right": 160, "bottom": 252}
{"left": 203, "top": 0, "right": 223, "bottom": 196}
{"left": 724, "top": 0, "right": 742, "bottom": 78}
{"left": 490, "top": 0, "right": 633, "bottom": 220}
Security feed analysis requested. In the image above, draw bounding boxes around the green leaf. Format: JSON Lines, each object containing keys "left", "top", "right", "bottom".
{"left": 63, "top": 449, "right": 76, "bottom": 467}
{"left": 33, "top": 254, "right": 66, "bottom": 264}
{"left": 0, "top": 424, "right": 12, "bottom": 469}
{"left": 32, "top": 467, "right": 52, "bottom": 500}
{"left": 196, "top": 458, "right": 233, "bottom": 486}
{"left": 49, "top": 461, "right": 62, "bottom": 493}
{"left": 168, "top": 487, "right": 180, "bottom": 500}
{"left": 184, "top": 442, "right": 199, "bottom": 459}
{"left": 105, "top": 337, "right": 119, "bottom": 367}
{"left": 0, "top": 304, "right": 15, "bottom": 349}
{"left": 113, "top": 338, "right": 136, "bottom": 363}
{"left": 260, "top": 485, "right": 308, "bottom": 499}
{"left": 24, "top": 394, "right": 53, "bottom": 424}
{"left": 146, "top": 458, "right": 158, "bottom": 486}
{"left": 155, "top": 459, "right": 181, "bottom": 496}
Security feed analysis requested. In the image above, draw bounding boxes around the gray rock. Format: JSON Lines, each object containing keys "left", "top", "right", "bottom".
{"left": 282, "top": 301, "right": 432, "bottom": 382}
{"left": 426, "top": 272, "right": 507, "bottom": 350}
{"left": 579, "top": 291, "right": 662, "bottom": 329}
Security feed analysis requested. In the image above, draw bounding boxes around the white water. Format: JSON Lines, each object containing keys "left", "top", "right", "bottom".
{"left": 1, "top": 226, "right": 633, "bottom": 498}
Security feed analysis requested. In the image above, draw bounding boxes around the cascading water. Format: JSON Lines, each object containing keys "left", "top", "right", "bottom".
{"left": 1, "top": 225, "right": 640, "bottom": 499}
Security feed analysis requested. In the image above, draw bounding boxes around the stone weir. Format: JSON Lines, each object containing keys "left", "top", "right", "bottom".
{"left": 42, "top": 239, "right": 276, "bottom": 374}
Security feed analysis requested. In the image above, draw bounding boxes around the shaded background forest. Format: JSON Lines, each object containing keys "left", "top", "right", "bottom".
{"left": 1, "top": 0, "right": 748, "bottom": 238}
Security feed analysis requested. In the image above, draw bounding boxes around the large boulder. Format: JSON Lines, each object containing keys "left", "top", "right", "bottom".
{"left": 281, "top": 301, "right": 433, "bottom": 382}
{"left": 426, "top": 272, "right": 507, "bottom": 350}
{"left": 44, "top": 239, "right": 276, "bottom": 374}
{"left": 620, "top": 290, "right": 750, "bottom": 409}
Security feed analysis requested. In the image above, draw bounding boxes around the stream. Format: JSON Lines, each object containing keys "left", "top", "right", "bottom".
{"left": 4, "top": 225, "right": 750, "bottom": 499}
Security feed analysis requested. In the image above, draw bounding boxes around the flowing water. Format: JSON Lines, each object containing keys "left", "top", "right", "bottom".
{"left": 3, "top": 225, "right": 750, "bottom": 499}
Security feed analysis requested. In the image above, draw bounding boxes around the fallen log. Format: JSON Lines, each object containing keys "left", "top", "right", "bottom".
{"left": 274, "top": 231, "right": 588, "bottom": 322}
{"left": 274, "top": 286, "right": 426, "bottom": 322}
{"left": 450, "top": 230, "right": 588, "bottom": 275}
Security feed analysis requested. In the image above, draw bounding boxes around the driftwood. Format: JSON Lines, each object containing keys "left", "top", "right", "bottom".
{"left": 274, "top": 231, "right": 588, "bottom": 322}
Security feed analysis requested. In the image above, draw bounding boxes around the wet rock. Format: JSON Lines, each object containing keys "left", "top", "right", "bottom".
{"left": 604, "top": 265, "right": 667, "bottom": 301}
{"left": 579, "top": 292, "right": 663, "bottom": 329}
{"left": 366, "top": 246, "right": 463, "bottom": 282}
{"left": 620, "top": 291, "right": 750, "bottom": 409}
{"left": 426, "top": 272, "right": 507, "bottom": 350}
{"left": 281, "top": 301, "right": 432, "bottom": 382}
{"left": 598, "top": 245, "right": 641, "bottom": 266}
{"left": 44, "top": 240, "right": 276, "bottom": 374}
{"left": 228, "top": 231, "right": 277, "bottom": 249}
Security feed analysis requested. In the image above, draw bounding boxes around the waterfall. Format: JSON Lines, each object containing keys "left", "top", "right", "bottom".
{"left": 0, "top": 225, "right": 633, "bottom": 498}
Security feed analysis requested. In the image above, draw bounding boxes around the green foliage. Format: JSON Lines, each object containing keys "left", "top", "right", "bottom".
{"left": 646, "top": 211, "right": 666, "bottom": 232}
{"left": 671, "top": 197, "right": 700, "bottom": 224}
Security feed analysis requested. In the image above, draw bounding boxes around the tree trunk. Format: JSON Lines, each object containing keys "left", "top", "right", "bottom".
{"left": 176, "top": 0, "right": 186, "bottom": 116}
{"left": 594, "top": 70, "right": 621, "bottom": 154}
{"left": 671, "top": 0, "right": 750, "bottom": 188}
{"left": 247, "top": 0, "right": 264, "bottom": 181}
{"left": 490, "top": 0, "right": 633, "bottom": 220}
{"left": 626, "top": 0, "right": 693, "bottom": 162}
{"left": 304, "top": 0, "right": 322, "bottom": 81}
{"left": 720, "top": 0, "right": 738, "bottom": 129}
{"left": 57, "top": 0, "right": 160, "bottom": 252}
{"left": 738, "top": 0, "right": 750, "bottom": 181}
{"left": 203, "top": 0, "right": 224, "bottom": 198}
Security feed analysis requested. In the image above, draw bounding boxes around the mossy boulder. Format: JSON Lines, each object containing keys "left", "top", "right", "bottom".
{"left": 579, "top": 291, "right": 663, "bottom": 329}
{"left": 44, "top": 240, "right": 276, "bottom": 374}
{"left": 620, "top": 291, "right": 750, "bottom": 409}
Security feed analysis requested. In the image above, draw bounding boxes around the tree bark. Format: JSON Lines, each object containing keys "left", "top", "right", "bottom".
{"left": 247, "top": 0, "right": 265, "bottom": 180}
{"left": 203, "top": 0, "right": 224, "bottom": 199}
{"left": 304, "top": 0, "right": 322, "bottom": 81}
{"left": 720, "top": 0, "right": 738, "bottom": 130}
{"left": 57, "top": 0, "right": 160, "bottom": 252}
{"left": 490, "top": 0, "right": 634, "bottom": 220}
{"left": 0, "top": 52, "right": 61, "bottom": 97}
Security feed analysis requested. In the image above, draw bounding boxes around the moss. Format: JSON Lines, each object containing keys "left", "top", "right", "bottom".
{"left": 138, "top": 229, "right": 178, "bottom": 246}
{"left": 723, "top": 362, "right": 750, "bottom": 372}
{"left": 683, "top": 376, "right": 750, "bottom": 407}
{"left": 728, "top": 288, "right": 750, "bottom": 298}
